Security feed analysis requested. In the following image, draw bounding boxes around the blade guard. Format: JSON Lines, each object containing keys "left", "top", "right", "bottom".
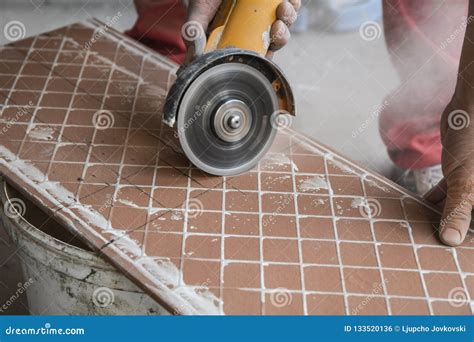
{"left": 163, "top": 49, "right": 295, "bottom": 127}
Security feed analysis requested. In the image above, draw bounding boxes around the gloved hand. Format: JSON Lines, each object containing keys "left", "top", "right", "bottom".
{"left": 425, "top": 95, "right": 474, "bottom": 246}
{"left": 183, "top": 0, "right": 301, "bottom": 62}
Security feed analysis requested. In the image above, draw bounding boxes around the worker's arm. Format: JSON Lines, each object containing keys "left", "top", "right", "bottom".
{"left": 425, "top": 0, "right": 474, "bottom": 246}
{"left": 184, "top": 0, "right": 301, "bottom": 60}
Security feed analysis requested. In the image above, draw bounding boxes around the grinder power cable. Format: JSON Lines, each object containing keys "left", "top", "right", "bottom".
{"left": 163, "top": 0, "right": 296, "bottom": 176}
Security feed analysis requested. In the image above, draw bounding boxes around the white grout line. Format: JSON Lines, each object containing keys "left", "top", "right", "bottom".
{"left": 77, "top": 31, "right": 122, "bottom": 226}
{"left": 401, "top": 201, "right": 434, "bottom": 315}
{"left": 219, "top": 175, "right": 227, "bottom": 314}
{"left": 322, "top": 151, "right": 349, "bottom": 315}
{"left": 257, "top": 161, "right": 267, "bottom": 314}
{"left": 15, "top": 37, "right": 66, "bottom": 162}
{"left": 450, "top": 247, "right": 473, "bottom": 313}
{"left": 289, "top": 138, "right": 308, "bottom": 314}
{"left": 179, "top": 164, "right": 192, "bottom": 291}
{"left": 360, "top": 174, "right": 392, "bottom": 315}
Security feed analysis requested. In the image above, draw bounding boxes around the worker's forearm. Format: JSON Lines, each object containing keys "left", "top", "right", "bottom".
{"left": 455, "top": 0, "right": 474, "bottom": 105}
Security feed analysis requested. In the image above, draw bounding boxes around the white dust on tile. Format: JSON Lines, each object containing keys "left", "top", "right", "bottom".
{"left": 27, "top": 125, "right": 55, "bottom": 141}
{"left": 365, "top": 177, "right": 391, "bottom": 193}
{"left": 264, "top": 153, "right": 299, "bottom": 171}
{"left": 325, "top": 153, "right": 357, "bottom": 175}
{"left": 117, "top": 199, "right": 142, "bottom": 209}
{"left": 141, "top": 83, "right": 168, "bottom": 98}
{"left": 351, "top": 197, "right": 366, "bottom": 209}
{"left": 299, "top": 175, "right": 329, "bottom": 192}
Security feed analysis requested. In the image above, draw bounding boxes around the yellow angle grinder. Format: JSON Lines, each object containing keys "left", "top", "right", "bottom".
{"left": 163, "top": 0, "right": 296, "bottom": 176}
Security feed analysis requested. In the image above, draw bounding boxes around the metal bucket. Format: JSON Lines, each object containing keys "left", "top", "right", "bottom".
{"left": 0, "top": 178, "right": 167, "bottom": 315}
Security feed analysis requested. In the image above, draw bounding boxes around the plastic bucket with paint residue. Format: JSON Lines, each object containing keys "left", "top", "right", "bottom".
{"left": 0, "top": 178, "right": 167, "bottom": 315}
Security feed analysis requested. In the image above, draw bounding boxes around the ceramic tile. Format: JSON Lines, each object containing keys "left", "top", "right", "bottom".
{"left": 306, "top": 294, "right": 346, "bottom": 315}
{"left": 344, "top": 267, "right": 382, "bottom": 295}
{"left": 384, "top": 270, "right": 425, "bottom": 300}
{"left": 336, "top": 219, "right": 373, "bottom": 241}
{"left": 378, "top": 244, "right": 418, "bottom": 270}
{"left": 348, "top": 296, "right": 388, "bottom": 315}
{"left": 0, "top": 20, "right": 471, "bottom": 315}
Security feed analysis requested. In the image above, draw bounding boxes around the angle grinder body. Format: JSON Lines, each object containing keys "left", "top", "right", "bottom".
{"left": 163, "top": 0, "right": 295, "bottom": 176}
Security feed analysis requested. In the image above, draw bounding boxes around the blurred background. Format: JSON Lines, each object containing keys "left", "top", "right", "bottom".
{"left": 0, "top": 0, "right": 429, "bottom": 314}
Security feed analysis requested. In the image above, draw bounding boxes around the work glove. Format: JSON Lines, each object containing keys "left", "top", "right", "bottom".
{"left": 183, "top": 0, "right": 301, "bottom": 62}
{"left": 425, "top": 96, "right": 474, "bottom": 246}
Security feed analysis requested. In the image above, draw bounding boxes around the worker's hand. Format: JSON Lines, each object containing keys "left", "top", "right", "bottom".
{"left": 424, "top": 95, "right": 474, "bottom": 247}
{"left": 182, "top": 0, "right": 301, "bottom": 62}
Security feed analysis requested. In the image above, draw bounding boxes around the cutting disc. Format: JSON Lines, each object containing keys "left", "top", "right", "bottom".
{"left": 177, "top": 62, "right": 279, "bottom": 176}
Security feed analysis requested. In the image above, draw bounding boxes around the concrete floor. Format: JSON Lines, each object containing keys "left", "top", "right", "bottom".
{"left": 0, "top": 0, "right": 399, "bottom": 314}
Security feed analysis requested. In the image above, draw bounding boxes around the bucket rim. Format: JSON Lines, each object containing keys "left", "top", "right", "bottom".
{"left": 0, "top": 177, "right": 114, "bottom": 270}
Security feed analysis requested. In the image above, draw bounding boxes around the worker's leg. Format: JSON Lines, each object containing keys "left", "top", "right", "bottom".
{"left": 380, "top": 0, "right": 467, "bottom": 193}
{"left": 127, "top": 0, "right": 188, "bottom": 64}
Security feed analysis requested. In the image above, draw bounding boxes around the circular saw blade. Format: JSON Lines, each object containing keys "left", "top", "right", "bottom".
{"left": 177, "top": 62, "right": 278, "bottom": 176}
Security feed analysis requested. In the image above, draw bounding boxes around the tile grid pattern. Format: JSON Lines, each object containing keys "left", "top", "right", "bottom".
{"left": 0, "top": 21, "right": 472, "bottom": 315}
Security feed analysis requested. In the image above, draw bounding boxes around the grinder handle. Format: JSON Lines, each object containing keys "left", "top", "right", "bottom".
{"left": 205, "top": 0, "right": 283, "bottom": 57}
